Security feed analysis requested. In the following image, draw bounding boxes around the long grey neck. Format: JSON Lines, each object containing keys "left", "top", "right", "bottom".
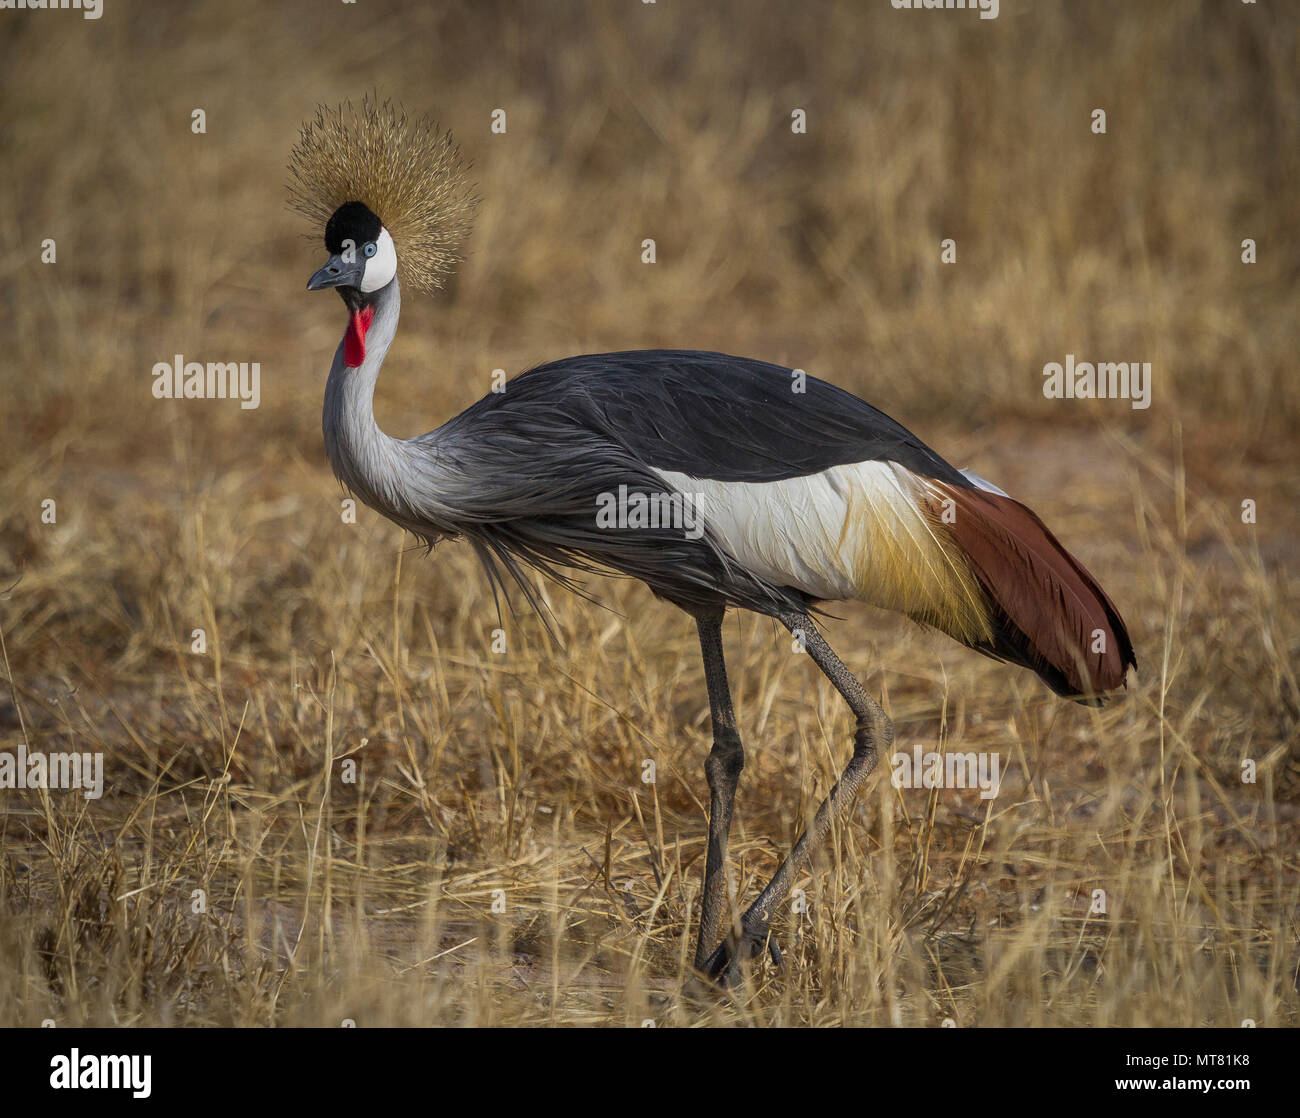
{"left": 322, "top": 278, "right": 417, "bottom": 518}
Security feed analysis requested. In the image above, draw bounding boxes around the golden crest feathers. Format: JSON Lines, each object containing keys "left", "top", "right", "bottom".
{"left": 287, "top": 96, "right": 477, "bottom": 293}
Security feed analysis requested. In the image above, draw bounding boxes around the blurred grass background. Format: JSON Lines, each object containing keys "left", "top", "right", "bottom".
{"left": 0, "top": 0, "right": 1296, "bottom": 1025}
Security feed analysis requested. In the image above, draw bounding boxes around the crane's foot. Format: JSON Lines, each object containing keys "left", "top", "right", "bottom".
{"left": 700, "top": 920, "right": 782, "bottom": 988}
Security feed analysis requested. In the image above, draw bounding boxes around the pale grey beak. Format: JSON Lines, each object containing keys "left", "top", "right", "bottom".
{"left": 307, "top": 253, "right": 365, "bottom": 291}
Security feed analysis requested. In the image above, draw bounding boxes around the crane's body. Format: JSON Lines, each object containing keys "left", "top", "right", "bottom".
{"left": 292, "top": 100, "right": 1135, "bottom": 983}
{"left": 324, "top": 274, "right": 1131, "bottom": 701}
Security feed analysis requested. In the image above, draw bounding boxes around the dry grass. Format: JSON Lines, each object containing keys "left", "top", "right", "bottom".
{"left": 0, "top": 0, "right": 1296, "bottom": 1026}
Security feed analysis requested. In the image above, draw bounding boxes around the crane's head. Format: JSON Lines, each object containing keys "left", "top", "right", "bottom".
{"left": 306, "top": 201, "right": 397, "bottom": 297}
{"left": 289, "top": 96, "right": 478, "bottom": 332}
{"left": 304, "top": 200, "right": 400, "bottom": 366}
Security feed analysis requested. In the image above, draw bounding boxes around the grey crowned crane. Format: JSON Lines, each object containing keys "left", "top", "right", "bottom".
{"left": 289, "top": 99, "right": 1136, "bottom": 985}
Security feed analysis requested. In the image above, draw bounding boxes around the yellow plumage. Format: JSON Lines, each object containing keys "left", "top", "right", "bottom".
{"left": 657, "top": 463, "right": 992, "bottom": 644}
{"left": 841, "top": 470, "right": 992, "bottom": 644}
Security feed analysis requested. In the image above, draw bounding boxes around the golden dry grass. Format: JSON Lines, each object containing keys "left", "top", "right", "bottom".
{"left": 0, "top": 0, "right": 1296, "bottom": 1026}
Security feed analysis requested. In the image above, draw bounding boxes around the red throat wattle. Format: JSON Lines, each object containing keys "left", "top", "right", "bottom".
{"left": 343, "top": 305, "right": 375, "bottom": 368}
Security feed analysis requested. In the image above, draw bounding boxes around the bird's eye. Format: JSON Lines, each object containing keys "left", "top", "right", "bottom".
{"left": 363, "top": 242, "right": 377, "bottom": 258}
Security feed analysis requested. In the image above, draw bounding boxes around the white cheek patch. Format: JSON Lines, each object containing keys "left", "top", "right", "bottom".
{"left": 360, "top": 227, "right": 397, "bottom": 292}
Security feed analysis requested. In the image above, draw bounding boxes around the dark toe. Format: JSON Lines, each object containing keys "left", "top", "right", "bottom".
{"left": 701, "top": 924, "right": 782, "bottom": 986}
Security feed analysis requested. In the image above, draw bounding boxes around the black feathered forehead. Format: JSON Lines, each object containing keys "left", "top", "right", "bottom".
{"left": 325, "top": 201, "right": 383, "bottom": 253}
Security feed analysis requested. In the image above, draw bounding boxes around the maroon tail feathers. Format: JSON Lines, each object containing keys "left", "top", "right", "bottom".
{"left": 938, "top": 485, "right": 1136, "bottom": 704}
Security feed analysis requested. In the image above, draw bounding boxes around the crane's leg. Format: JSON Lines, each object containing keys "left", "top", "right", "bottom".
{"left": 703, "top": 609, "right": 892, "bottom": 985}
{"left": 692, "top": 606, "right": 746, "bottom": 971}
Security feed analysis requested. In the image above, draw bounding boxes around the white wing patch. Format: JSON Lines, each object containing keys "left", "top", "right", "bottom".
{"left": 653, "top": 461, "right": 990, "bottom": 639}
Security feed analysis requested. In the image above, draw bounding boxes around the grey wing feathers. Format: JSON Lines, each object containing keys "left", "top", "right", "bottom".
{"left": 424, "top": 349, "right": 974, "bottom": 615}
{"left": 476, "top": 350, "right": 974, "bottom": 486}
